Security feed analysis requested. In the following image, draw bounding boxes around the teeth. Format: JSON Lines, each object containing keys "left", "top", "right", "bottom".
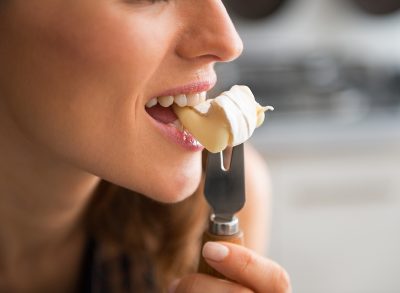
{"left": 199, "top": 92, "right": 207, "bottom": 102}
{"left": 158, "top": 96, "right": 174, "bottom": 107}
{"left": 187, "top": 93, "right": 200, "bottom": 107}
{"left": 145, "top": 98, "right": 157, "bottom": 108}
{"left": 174, "top": 94, "right": 187, "bottom": 107}
{"left": 146, "top": 91, "right": 207, "bottom": 108}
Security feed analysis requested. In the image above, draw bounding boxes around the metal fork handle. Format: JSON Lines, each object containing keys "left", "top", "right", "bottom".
{"left": 209, "top": 214, "right": 239, "bottom": 235}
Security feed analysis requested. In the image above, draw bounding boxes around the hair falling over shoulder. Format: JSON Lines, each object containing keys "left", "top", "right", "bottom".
{"left": 84, "top": 176, "right": 209, "bottom": 291}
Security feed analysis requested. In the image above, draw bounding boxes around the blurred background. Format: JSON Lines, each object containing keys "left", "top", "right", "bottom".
{"left": 217, "top": 0, "right": 400, "bottom": 292}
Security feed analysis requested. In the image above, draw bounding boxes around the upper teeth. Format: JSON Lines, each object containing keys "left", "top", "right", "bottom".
{"left": 145, "top": 92, "right": 207, "bottom": 108}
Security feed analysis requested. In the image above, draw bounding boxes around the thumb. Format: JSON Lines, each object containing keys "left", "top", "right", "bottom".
{"left": 202, "top": 241, "right": 291, "bottom": 293}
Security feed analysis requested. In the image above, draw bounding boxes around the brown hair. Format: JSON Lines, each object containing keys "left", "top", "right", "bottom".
{"left": 85, "top": 175, "right": 209, "bottom": 291}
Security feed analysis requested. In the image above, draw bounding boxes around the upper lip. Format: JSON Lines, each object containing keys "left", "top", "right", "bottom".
{"left": 149, "top": 78, "right": 217, "bottom": 102}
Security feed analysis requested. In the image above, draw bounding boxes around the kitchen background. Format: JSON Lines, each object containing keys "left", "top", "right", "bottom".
{"left": 217, "top": 0, "right": 400, "bottom": 292}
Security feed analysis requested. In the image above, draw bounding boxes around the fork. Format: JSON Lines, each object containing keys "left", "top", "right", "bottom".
{"left": 197, "top": 144, "right": 246, "bottom": 278}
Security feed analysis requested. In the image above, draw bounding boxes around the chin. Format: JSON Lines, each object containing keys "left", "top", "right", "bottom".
{"left": 150, "top": 173, "right": 202, "bottom": 204}
{"left": 92, "top": 143, "right": 203, "bottom": 204}
{"left": 143, "top": 162, "right": 202, "bottom": 203}
{"left": 146, "top": 151, "right": 203, "bottom": 203}
{"left": 105, "top": 162, "right": 202, "bottom": 204}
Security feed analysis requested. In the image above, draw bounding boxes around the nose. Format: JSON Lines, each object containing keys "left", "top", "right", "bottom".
{"left": 176, "top": 0, "right": 243, "bottom": 63}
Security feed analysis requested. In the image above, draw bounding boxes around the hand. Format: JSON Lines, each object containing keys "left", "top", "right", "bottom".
{"left": 169, "top": 241, "right": 291, "bottom": 293}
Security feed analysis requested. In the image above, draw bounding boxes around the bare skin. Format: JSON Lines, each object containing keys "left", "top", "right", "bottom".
{"left": 0, "top": 108, "right": 100, "bottom": 291}
{"left": 0, "top": 0, "right": 290, "bottom": 292}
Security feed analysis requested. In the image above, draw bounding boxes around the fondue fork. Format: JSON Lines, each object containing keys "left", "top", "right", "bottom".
{"left": 198, "top": 144, "right": 246, "bottom": 278}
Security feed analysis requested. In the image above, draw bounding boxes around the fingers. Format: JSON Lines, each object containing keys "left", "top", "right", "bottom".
{"left": 169, "top": 241, "right": 291, "bottom": 293}
{"left": 202, "top": 241, "right": 291, "bottom": 293}
{"left": 170, "top": 273, "right": 254, "bottom": 293}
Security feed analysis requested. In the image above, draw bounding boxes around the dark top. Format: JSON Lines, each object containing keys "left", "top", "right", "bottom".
{"left": 79, "top": 238, "right": 157, "bottom": 293}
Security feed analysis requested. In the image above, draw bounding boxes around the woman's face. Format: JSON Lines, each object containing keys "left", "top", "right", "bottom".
{"left": 0, "top": 0, "right": 242, "bottom": 202}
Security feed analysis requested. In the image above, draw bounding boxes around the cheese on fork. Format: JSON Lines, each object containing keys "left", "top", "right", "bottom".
{"left": 172, "top": 85, "right": 273, "bottom": 153}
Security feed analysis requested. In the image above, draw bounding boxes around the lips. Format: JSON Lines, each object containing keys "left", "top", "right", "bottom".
{"left": 146, "top": 105, "right": 203, "bottom": 151}
{"left": 144, "top": 94, "right": 204, "bottom": 151}
{"left": 144, "top": 80, "right": 215, "bottom": 151}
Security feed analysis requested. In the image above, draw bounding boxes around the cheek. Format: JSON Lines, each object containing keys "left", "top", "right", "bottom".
{"left": 2, "top": 3, "right": 168, "bottom": 154}
{"left": 2, "top": 2, "right": 202, "bottom": 202}
{"left": 45, "top": 2, "right": 173, "bottom": 90}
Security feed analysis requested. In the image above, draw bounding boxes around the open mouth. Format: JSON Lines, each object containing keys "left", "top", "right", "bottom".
{"left": 145, "top": 91, "right": 207, "bottom": 129}
{"left": 145, "top": 91, "right": 208, "bottom": 150}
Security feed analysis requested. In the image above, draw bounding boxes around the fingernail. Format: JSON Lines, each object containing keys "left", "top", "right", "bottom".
{"left": 202, "top": 242, "right": 229, "bottom": 262}
{"left": 168, "top": 279, "right": 180, "bottom": 293}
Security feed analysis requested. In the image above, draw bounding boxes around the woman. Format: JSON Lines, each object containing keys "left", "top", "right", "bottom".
{"left": 0, "top": 0, "right": 291, "bottom": 292}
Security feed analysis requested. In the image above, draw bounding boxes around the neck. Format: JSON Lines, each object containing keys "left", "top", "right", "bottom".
{"left": 0, "top": 108, "right": 100, "bottom": 292}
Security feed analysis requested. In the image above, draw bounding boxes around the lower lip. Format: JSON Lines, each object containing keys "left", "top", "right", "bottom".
{"left": 149, "top": 117, "right": 204, "bottom": 152}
